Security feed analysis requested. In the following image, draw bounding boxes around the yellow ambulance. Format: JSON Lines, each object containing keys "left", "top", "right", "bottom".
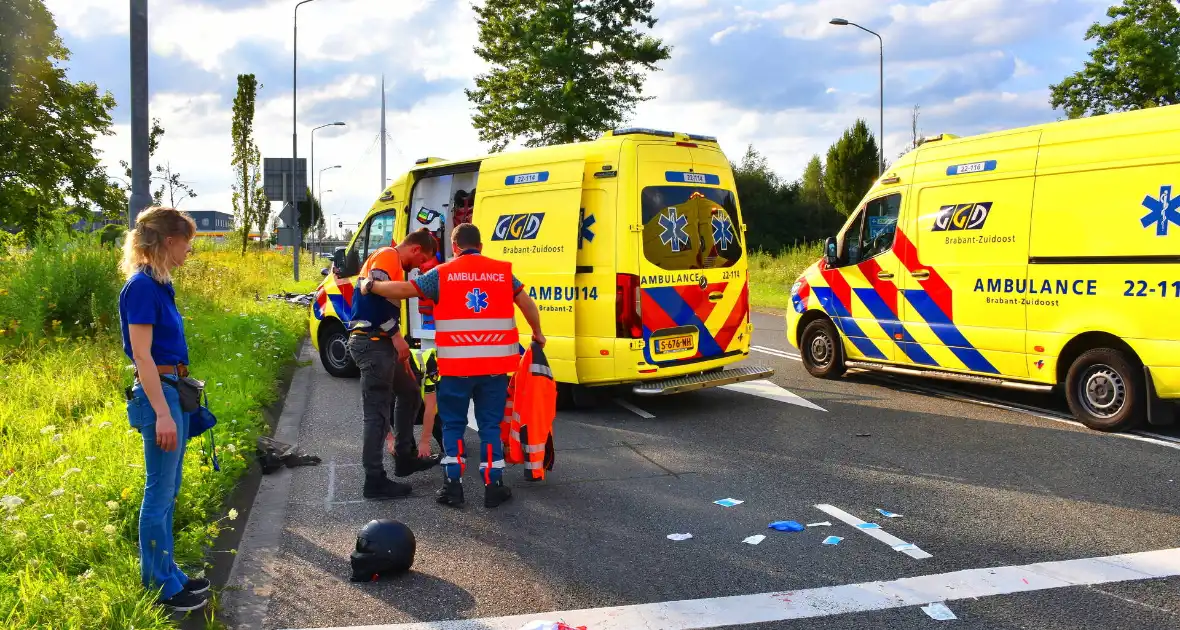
{"left": 786, "top": 104, "right": 1180, "bottom": 431}
{"left": 310, "top": 128, "right": 772, "bottom": 406}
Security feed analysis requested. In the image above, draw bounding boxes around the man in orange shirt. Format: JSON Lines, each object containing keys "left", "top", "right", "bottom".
{"left": 348, "top": 228, "right": 438, "bottom": 500}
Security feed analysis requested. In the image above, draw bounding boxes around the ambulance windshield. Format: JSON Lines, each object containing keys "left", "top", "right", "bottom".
{"left": 641, "top": 186, "right": 743, "bottom": 271}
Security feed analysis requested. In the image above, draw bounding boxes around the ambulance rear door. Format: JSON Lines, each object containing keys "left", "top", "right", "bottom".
{"left": 475, "top": 156, "right": 585, "bottom": 383}
{"left": 634, "top": 143, "right": 749, "bottom": 369}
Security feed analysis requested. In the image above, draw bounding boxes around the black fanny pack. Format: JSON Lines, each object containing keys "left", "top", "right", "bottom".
{"left": 166, "top": 375, "right": 205, "bottom": 413}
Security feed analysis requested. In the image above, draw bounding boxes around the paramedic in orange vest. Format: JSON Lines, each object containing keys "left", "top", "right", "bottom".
{"left": 361, "top": 223, "right": 544, "bottom": 508}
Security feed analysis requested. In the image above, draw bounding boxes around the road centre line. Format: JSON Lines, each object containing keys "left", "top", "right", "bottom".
{"left": 814, "top": 504, "right": 932, "bottom": 560}
{"left": 862, "top": 374, "right": 1180, "bottom": 452}
{"left": 615, "top": 398, "right": 656, "bottom": 418}
{"left": 290, "top": 547, "right": 1180, "bottom": 630}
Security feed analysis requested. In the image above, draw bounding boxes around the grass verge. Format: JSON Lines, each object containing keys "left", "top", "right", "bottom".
{"left": 748, "top": 243, "right": 822, "bottom": 311}
{"left": 0, "top": 235, "right": 320, "bottom": 629}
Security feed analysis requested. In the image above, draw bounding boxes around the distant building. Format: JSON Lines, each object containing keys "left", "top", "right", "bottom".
{"left": 71, "top": 211, "right": 121, "bottom": 233}
{"left": 187, "top": 210, "right": 234, "bottom": 233}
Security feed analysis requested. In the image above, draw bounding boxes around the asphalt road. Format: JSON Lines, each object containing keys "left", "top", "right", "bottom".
{"left": 240, "top": 311, "right": 1180, "bottom": 630}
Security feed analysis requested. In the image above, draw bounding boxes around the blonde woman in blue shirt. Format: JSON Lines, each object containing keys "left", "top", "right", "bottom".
{"left": 118, "top": 206, "right": 209, "bottom": 613}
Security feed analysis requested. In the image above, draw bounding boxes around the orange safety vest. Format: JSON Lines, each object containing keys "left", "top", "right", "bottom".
{"left": 433, "top": 253, "right": 519, "bottom": 377}
{"left": 501, "top": 343, "right": 556, "bottom": 481}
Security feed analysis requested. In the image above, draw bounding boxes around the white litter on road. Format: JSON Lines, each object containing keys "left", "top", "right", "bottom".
{"left": 667, "top": 533, "right": 693, "bottom": 541}
{"left": 721, "top": 379, "right": 826, "bottom": 412}
{"left": 805, "top": 521, "right": 832, "bottom": 527}
{"left": 815, "top": 504, "right": 932, "bottom": 560}
{"left": 291, "top": 547, "right": 1180, "bottom": 630}
{"left": 742, "top": 535, "right": 766, "bottom": 545}
{"left": 921, "top": 602, "right": 958, "bottom": 620}
{"left": 877, "top": 509, "right": 903, "bottom": 518}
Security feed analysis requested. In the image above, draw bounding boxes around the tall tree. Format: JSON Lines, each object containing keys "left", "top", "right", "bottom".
{"left": 1049, "top": 0, "right": 1180, "bottom": 118}
{"left": 230, "top": 73, "right": 259, "bottom": 254}
{"left": 250, "top": 144, "right": 270, "bottom": 241}
{"left": 824, "top": 119, "right": 880, "bottom": 216}
{"left": 800, "top": 155, "right": 826, "bottom": 207}
{"left": 467, "top": 0, "right": 671, "bottom": 151}
{"left": 0, "top": 0, "right": 122, "bottom": 235}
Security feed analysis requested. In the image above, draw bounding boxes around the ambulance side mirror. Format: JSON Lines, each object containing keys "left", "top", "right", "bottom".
{"left": 823, "top": 237, "right": 838, "bottom": 267}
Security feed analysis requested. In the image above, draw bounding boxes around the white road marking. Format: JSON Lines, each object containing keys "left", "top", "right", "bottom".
{"left": 814, "top": 504, "right": 932, "bottom": 560}
{"left": 288, "top": 547, "right": 1180, "bottom": 630}
{"left": 324, "top": 459, "right": 336, "bottom": 513}
{"left": 865, "top": 375, "right": 1180, "bottom": 452}
{"left": 722, "top": 379, "right": 826, "bottom": 412}
{"left": 751, "top": 345, "right": 802, "bottom": 361}
{"left": 615, "top": 398, "right": 656, "bottom": 419}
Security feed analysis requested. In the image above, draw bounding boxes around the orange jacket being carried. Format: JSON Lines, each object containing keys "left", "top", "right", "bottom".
{"left": 433, "top": 254, "right": 519, "bottom": 377}
{"left": 502, "top": 342, "right": 556, "bottom": 481}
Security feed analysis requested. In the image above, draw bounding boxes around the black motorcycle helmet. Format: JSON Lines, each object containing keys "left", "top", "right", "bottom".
{"left": 349, "top": 519, "right": 416, "bottom": 582}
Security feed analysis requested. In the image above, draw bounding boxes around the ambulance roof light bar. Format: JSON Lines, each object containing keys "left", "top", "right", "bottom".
{"left": 611, "top": 127, "right": 676, "bottom": 138}
{"left": 918, "top": 133, "right": 960, "bottom": 146}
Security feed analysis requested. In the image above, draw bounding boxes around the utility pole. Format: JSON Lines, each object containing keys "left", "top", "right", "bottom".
{"left": 129, "top": 0, "right": 150, "bottom": 227}
{"left": 380, "top": 75, "right": 386, "bottom": 191}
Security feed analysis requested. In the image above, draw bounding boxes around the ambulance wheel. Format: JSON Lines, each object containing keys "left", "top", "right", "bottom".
{"left": 801, "top": 318, "right": 845, "bottom": 379}
{"left": 1065, "top": 348, "right": 1145, "bottom": 432}
{"left": 319, "top": 320, "right": 358, "bottom": 378}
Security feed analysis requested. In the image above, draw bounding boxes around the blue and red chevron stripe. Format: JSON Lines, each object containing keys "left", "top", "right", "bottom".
{"left": 640, "top": 281, "right": 748, "bottom": 365}
{"left": 809, "top": 231, "right": 998, "bottom": 374}
{"left": 313, "top": 278, "right": 356, "bottom": 322}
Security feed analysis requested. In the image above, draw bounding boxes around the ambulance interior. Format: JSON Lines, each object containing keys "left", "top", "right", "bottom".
{"left": 407, "top": 171, "right": 480, "bottom": 346}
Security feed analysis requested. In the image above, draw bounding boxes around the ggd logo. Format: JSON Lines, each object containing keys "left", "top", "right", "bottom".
{"left": 491, "top": 213, "right": 545, "bottom": 241}
{"left": 932, "top": 202, "right": 992, "bottom": 232}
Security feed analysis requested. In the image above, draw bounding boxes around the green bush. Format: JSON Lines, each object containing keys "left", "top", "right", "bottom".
{"left": 0, "top": 236, "right": 320, "bottom": 629}
{"left": 748, "top": 243, "right": 823, "bottom": 311}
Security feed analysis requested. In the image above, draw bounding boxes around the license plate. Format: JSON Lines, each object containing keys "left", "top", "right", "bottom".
{"left": 654, "top": 334, "right": 694, "bottom": 355}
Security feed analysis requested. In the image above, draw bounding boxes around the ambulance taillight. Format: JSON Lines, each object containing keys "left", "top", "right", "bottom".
{"left": 615, "top": 273, "right": 642, "bottom": 338}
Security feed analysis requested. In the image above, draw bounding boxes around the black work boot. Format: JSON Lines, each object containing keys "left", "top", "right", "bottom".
{"left": 363, "top": 474, "right": 412, "bottom": 500}
{"left": 484, "top": 479, "right": 513, "bottom": 508}
{"left": 394, "top": 452, "right": 440, "bottom": 478}
{"left": 435, "top": 478, "right": 464, "bottom": 507}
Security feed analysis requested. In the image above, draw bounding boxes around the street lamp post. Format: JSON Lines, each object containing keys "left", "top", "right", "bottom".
{"left": 129, "top": 0, "right": 150, "bottom": 228}
{"left": 317, "top": 165, "right": 340, "bottom": 255}
{"left": 830, "top": 17, "right": 883, "bottom": 177}
{"left": 311, "top": 121, "right": 346, "bottom": 202}
{"left": 293, "top": 0, "right": 327, "bottom": 281}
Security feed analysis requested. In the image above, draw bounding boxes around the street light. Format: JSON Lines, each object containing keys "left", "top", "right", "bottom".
{"left": 292, "top": 0, "right": 329, "bottom": 280}
{"left": 830, "top": 17, "right": 884, "bottom": 177}
{"left": 311, "top": 121, "right": 346, "bottom": 202}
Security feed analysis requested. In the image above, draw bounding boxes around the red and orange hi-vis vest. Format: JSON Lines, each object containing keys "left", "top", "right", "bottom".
{"left": 434, "top": 253, "right": 519, "bottom": 377}
{"left": 501, "top": 343, "right": 556, "bottom": 481}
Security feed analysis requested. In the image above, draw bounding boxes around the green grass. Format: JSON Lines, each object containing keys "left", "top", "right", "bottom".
{"left": 748, "top": 243, "right": 822, "bottom": 311}
{"left": 0, "top": 236, "right": 320, "bottom": 629}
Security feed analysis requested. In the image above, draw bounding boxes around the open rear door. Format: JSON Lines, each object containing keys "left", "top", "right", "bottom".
{"left": 475, "top": 157, "right": 584, "bottom": 382}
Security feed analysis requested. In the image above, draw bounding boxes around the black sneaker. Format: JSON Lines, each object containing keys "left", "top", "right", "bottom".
{"left": 484, "top": 480, "right": 513, "bottom": 508}
{"left": 363, "top": 475, "right": 412, "bottom": 500}
{"left": 435, "top": 478, "right": 464, "bottom": 507}
{"left": 158, "top": 589, "right": 208, "bottom": 613}
{"left": 393, "top": 453, "right": 440, "bottom": 478}
{"left": 184, "top": 577, "right": 210, "bottom": 595}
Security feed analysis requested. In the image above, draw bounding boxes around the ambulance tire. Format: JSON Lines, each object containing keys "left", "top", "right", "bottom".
{"left": 319, "top": 320, "right": 359, "bottom": 378}
{"left": 556, "top": 383, "right": 597, "bottom": 411}
{"left": 1065, "top": 348, "right": 1145, "bottom": 432}
{"left": 801, "top": 318, "right": 846, "bottom": 379}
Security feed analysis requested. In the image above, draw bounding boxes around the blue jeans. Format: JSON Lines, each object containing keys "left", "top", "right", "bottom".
{"left": 127, "top": 377, "right": 191, "bottom": 600}
{"left": 437, "top": 374, "right": 508, "bottom": 484}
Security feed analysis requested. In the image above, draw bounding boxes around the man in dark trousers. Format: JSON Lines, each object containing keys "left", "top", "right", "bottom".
{"left": 361, "top": 223, "right": 544, "bottom": 508}
{"left": 349, "top": 228, "right": 440, "bottom": 500}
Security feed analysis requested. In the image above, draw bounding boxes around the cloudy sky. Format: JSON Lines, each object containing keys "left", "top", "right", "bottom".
{"left": 46, "top": 0, "right": 1112, "bottom": 232}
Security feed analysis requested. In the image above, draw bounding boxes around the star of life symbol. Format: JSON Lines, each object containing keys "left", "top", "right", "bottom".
{"left": 465, "top": 288, "right": 489, "bottom": 313}
{"left": 711, "top": 212, "right": 735, "bottom": 250}
{"left": 579, "top": 208, "right": 596, "bottom": 249}
{"left": 1141, "top": 185, "right": 1180, "bottom": 236}
{"left": 659, "top": 208, "right": 690, "bottom": 253}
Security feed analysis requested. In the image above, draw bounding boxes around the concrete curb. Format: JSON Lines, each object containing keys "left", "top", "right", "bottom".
{"left": 222, "top": 340, "right": 313, "bottom": 630}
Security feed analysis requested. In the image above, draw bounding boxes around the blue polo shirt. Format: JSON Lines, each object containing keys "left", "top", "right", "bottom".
{"left": 119, "top": 269, "right": 189, "bottom": 366}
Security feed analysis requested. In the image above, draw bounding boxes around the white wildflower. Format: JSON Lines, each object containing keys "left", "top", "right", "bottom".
{"left": 98, "top": 421, "right": 111, "bottom": 429}
{"left": 78, "top": 569, "right": 94, "bottom": 581}
{"left": 85, "top": 457, "right": 95, "bottom": 461}
{"left": 106, "top": 501, "right": 119, "bottom": 510}
{"left": 49, "top": 488, "right": 64, "bottom": 497}
{"left": 40, "top": 425, "right": 56, "bottom": 435}
{"left": 51, "top": 433, "right": 62, "bottom": 442}
{"left": 13, "top": 530, "right": 27, "bottom": 542}
{"left": 62, "top": 468, "right": 81, "bottom": 479}
{"left": 227, "top": 508, "right": 238, "bottom": 521}
{"left": 72, "top": 519, "right": 88, "bottom": 531}
{"left": 53, "top": 455, "right": 70, "bottom": 465}
{"left": 225, "top": 443, "right": 236, "bottom": 453}
{"left": 235, "top": 353, "right": 243, "bottom": 358}
{"left": 2, "top": 495, "right": 24, "bottom": 510}
{"left": 43, "top": 513, "right": 54, "bottom": 519}
{"left": 103, "top": 524, "right": 117, "bottom": 535}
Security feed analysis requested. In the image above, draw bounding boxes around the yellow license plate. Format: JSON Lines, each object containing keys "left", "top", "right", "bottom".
{"left": 654, "top": 334, "right": 694, "bottom": 355}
